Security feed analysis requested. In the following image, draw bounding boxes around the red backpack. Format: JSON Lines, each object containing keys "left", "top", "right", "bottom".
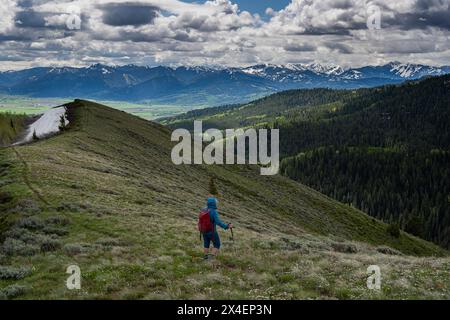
{"left": 198, "top": 209, "right": 214, "bottom": 234}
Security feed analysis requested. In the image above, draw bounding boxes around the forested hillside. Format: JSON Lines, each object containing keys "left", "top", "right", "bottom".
{"left": 281, "top": 147, "right": 450, "bottom": 248}
{"left": 160, "top": 88, "right": 352, "bottom": 130}
{"left": 163, "top": 75, "right": 450, "bottom": 248}
{"left": 276, "top": 76, "right": 450, "bottom": 155}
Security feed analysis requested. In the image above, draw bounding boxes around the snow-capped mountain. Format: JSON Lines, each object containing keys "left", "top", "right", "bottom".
{"left": 306, "top": 63, "right": 345, "bottom": 76}
{"left": 340, "top": 62, "right": 450, "bottom": 80}
{"left": 388, "top": 62, "right": 447, "bottom": 78}
{"left": 240, "top": 62, "right": 448, "bottom": 81}
{"left": 240, "top": 63, "right": 345, "bottom": 81}
{"left": 0, "top": 62, "right": 448, "bottom": 105}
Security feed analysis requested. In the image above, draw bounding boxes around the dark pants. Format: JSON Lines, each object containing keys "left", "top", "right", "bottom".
{"left": 203, "top": 231, "right": 221, "bottom": 249}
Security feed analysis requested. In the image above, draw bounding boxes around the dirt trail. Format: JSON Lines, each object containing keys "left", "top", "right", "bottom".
{"left": 10, "top": 146, "right": 49, "bottom": 205}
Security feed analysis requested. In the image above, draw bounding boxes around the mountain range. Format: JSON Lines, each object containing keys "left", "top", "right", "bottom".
{"left": 1, "top": 62, "right": 449, "bottom": 105}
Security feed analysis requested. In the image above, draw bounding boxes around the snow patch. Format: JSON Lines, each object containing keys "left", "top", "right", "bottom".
{"left": 15, "top": 107, "right": 68, "bottom": 145}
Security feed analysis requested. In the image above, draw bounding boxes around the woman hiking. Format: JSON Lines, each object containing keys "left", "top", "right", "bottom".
{"left": 199, "top": 197, "right": 233, "bottom": 260}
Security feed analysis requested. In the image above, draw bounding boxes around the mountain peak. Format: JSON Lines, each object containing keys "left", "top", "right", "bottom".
{"left": 305, "top": 62, "right": 345, "bottom": 75}
{"left": 383, "top": 61, "right": 445, "bottom": 78}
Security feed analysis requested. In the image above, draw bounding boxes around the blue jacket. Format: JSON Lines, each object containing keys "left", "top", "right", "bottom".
{"left": 207, "top": 198, "right": 229, "bottom": 230}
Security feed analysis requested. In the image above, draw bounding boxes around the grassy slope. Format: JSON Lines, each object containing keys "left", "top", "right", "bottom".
{"left": 0, "top": 113, "right": 29, "bottom": 146}
{"left": 0, "top": 100, "right": 448, "bottom": 300}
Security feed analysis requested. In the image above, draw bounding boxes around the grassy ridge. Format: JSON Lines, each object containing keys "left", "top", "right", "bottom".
{"left": 0, "top": 100, "right": 448, "bottom": 299}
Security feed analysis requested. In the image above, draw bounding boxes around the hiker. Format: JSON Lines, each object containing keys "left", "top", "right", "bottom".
{"left": 199, "top": 197, "right": 233, "bottom": 260}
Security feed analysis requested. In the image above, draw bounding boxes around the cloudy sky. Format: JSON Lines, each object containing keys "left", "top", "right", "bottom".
{"left": 0, "top": 0, "right": 449, "bottom": 70}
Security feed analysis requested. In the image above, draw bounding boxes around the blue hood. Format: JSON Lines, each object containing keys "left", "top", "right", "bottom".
{"left": 207, "top": 197, "right": 217, "bottom": 210}
{"left": 205, "top": 197, "right": 229, "bottom": 230}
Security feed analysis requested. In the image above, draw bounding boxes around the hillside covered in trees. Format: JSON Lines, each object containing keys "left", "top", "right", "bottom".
{"left": 164, "top": 75, "right": 450, "bottom": 248}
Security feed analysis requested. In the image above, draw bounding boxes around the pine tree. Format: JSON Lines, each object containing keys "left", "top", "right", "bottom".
{"left": 405, "top": 216, "right": 425, "bottom": 238}
{"left": 209, "top": 177, "right": 219, "bottom": 196}
{"left": 387, "top": 223, "right": 401, "bottom": 238}
{"left": 59, "top": 115, "right": 67, "bottom": 131}
{"left": 32, "top": 130, "right": 39, "bottom": 141}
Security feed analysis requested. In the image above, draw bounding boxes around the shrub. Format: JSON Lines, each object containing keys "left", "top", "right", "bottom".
{"left": 0, "top": 179, "right": 13, "bottom": 188}
{"left": 280, "top": 237, "right": 308, "bottom": 252}
{"left": 45, "top": 216, "right": 71, "bottom": 226}
{"left": 56, "top": 202, "right": 81, "bottom": 212}
{"left": 42, "top": 226, "right": 69, "bottom": 236}
{"left": 387, "top": 223, "right": 401, "bottom": 238}
{"left": 4, "top": 228, "right": 62, "bottom": 254}
{"left": 209, "top": 177, "right": 219, "bottom": 196}
{"left": 4, "top": 227, "right": 37, "bottom": 243}
{"left": 40, "top": 238, "right": 62, "bottom": 253}
{"left": 1, "top": 238, "right": 39, "bottom": 256}
{"left": 0, "top": 191, "right": 13, "bottom": 204}
{"left": 16, "top": 217, "right": 44, "bottom": 230}
{"left": 96, "top": 238, "right": 121, "bottom": 247}
{"left": 10, "top": 198, "right": 41, "bottom": 215}
{"left": 251, "top": 240, "right": 279, "bottom": 250}
{"left": 331, "top": 242, "right": 358, "bottom": 254}
{"left": 405, "top": 216, "right": 425, "bottom": 238}
{"left": 63, "top": 244, "right": 85, "bottom": 256}
{"left": 0, "top": 266, "right": 32, "bottom": 280}
{"left": 0, "top": 284, "right": 29, "bottom": 299}
{"left": 376, "top": 246, "right": 401, "bottom": 255}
